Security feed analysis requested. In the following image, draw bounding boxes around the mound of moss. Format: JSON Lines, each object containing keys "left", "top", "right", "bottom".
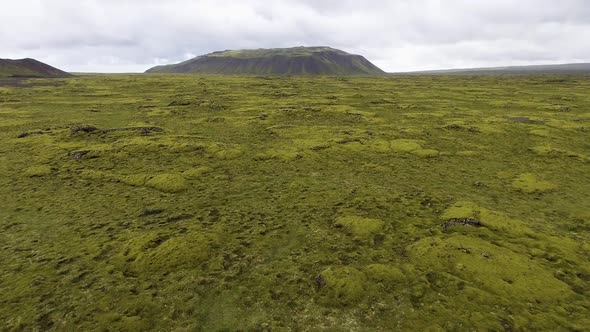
{"left": 335, "top": 216, "right": 384, "bottom": 240}
{"left": 182, "top": 166, "right": 212, "bottom": 179}
{"left": 408, "top": 235, "right": 573, "bottom": 302}
{"left": 512, "top": 173, "right": 557, "bottom": 193}
{"left": 364, "top": 264, "right": 406, "bottom": 286}
{"left": 390, "top": 139, "right": 422, "bottom": 152}
{"left": 411, "top": 149, "right": 440, "bottom": 158}
{"left": 130, "top": 233, "right": 213, "bottom": 273}
{"left": 145, "top": 174, "right": 188, "bottom": 193}
{"left": 316, "top": 267, "right": 367, "bottom": 306}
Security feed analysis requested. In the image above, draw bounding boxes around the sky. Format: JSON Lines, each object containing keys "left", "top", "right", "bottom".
{"left": 1, "top": 0, "right": 590, "bottom": 73}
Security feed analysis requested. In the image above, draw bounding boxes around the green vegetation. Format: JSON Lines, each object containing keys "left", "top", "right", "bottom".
{"left": 0, "top": 74, "right": 589, "bottom": 330}
{"left": 145, "top": 46, "right": 384, "bottom": 75}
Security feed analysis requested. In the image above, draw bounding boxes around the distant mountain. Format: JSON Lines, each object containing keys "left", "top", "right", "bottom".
{"left": 146, "top": 47, "right": 384, "bottom": 75}
{"left": 0, "top": 58, "right": 70, "bottom": 78}
{"left": 398, "top": 63, "right": 590, "bottom": 75}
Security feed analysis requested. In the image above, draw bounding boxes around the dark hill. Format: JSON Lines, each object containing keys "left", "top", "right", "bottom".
{"left": 0, "top": 58, "right": 71, "bottom": 78}
{"left": 146, "top": 47, "right": 384, "bottom": 75}
{"left": 398, "top": 63, "right": 590, "bottom": 75}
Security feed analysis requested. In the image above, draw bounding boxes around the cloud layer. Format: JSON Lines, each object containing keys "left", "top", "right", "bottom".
{"left": 2, "top": 0, "right": 590, "bottom": 72}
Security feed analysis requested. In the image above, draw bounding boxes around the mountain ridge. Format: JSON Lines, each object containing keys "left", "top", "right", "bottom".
{"left": 146, "top": 47, "right": 384, "bottom": 75}
{"left": 0, "top": 58, "right": 71, "bottom": 78}
{"left": 396, "top": 62, "right": 590, "bottom": 75}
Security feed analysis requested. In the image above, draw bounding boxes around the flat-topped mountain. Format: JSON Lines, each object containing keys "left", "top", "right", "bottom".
{"left": 0, "top": 58, "right": 70, "bottom": 78}
{"left": 146, "top": 47, "right": 385, "bottom": 75}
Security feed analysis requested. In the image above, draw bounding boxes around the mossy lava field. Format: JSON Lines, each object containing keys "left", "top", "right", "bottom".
{"left": 1, "top": 74, "right": 589, "bottom": 331}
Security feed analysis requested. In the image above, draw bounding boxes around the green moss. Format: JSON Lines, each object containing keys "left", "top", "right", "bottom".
{"left": 24, "top": 165, "right": 51, "bottom": 177}
{"left": 182, "top": 166, "right": 212, "bottom": 179}
{"left": 118, "top": 174, "right": 151, "bottom": 187}
{"left": 335, "top": 216, "right": 384, "bottom": 240}
{"left": 443, "top": 201, "right": 536, "bottom": 237}
{"left": 529, "top": 129, "right": 550, "bottom": 137}
{"left": 145, "top": 174, "right": 187, "bottom": 193}
{"left": 2, "top": 74, "right": 590, "bottom": 330}
{"left": 369, "top": 139, "right": 391, "bottom": 153}
{"left": 442, "top": 201, "right": 480, "bottom": 220}
{"left": 476, "top": 123, "right": 503, "bottom": 134}
{"left": 258, "top": 148, "right": 302, "bottom": 161}
{"left": 79, "top": 169, "right": 111, "bottom": 181}
{"left": 364, "top": 264, "right": 405, "bottom": 285}
{"left": 131, "top": 233, "right": 212, "bottom": 272}
{"left": 531, "top": 145, "right": 587, "bottom": 161}
{"left": 317, "top": 267, "right": 367, "bottom": 306}
{"left": 512, "top": 173, "right": 557, "bottom": 193}
{"left": 408, "top": 235, "right": 573, "bottom": 302}
{"left": 390, "top": 139, "right": 422, "bottom": 152}
{"left": 207, "top": 144, "right": 244, "bottom": 160}
{"left": 411, "top": 149, "right": 440, "bottom": 158}
{"left": 121, "top": 232, "right": 164, "bottom": 258}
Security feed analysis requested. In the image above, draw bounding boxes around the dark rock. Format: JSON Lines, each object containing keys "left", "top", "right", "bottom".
{"left": 70, "top": 125, "right": 99, "bottom": 135}
{"left": 442, "top": 218, "right": 482, "bottom": 231}
{"left": 17, "top": 130, "right": 44, "bottom": 138}
{"left": 141, "top": 208, "right": 164, "bottom": 216}
{"left": 70, "top": 151, "right": 90, "bottom": 160}
{"left": 508, "top": 117, "right": 545, "bottom": 125}
{"left": 168, "top": 100, "right": 192, "bottom": 106}
{"left": 315, "top": 274, "right": 326, "bottom": 290}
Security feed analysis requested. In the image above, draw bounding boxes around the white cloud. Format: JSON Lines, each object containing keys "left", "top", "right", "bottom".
{"left": 1, "top": 0, "right": 589, "bottom": 72}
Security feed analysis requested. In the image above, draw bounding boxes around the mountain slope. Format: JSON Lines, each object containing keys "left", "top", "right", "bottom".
{"left": 398, "top": 63, "right": 590, "bottom": 75}
{"left": 146, "top": 47, "right": 384, "bottom": 75}
{"left": 0, "top": 58, "right": 71, "bottom": 78}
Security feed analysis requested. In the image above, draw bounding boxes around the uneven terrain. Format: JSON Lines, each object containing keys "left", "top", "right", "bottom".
{"left": 0, "top": 74, "right": 589, "bottom": 330}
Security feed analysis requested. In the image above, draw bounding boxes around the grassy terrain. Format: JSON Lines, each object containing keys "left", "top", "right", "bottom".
{"left": 0, "top": 74, "right": 589, "bottom": 330}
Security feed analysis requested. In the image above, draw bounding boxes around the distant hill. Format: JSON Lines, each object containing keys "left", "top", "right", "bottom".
{"left": 398, "top": 63, "right": 590, "bottom": 75}
{"left": 0, "top": 58, "right": 70, "bottom": 78}
{"left": 146, "top": 47, "right": 385, "bottom": 75}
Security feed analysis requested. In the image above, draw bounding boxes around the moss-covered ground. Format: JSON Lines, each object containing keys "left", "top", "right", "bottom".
{"left": 0, "top": 74, "right": 589, "bottom": 330}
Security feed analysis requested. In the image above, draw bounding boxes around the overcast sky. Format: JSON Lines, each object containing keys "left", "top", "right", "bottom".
{"left": 2, "top": 0, "right": 590, "bottom": 73}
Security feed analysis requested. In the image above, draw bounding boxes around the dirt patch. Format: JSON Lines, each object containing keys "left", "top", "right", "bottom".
{"left": 508, "top": 117, "right": 545, "bottom": 125}
{"left": 442, "top": 218, "right": 482, "bottom": 231}
{"left": 70, "top": 125, "right": 164, "bottom": 136}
